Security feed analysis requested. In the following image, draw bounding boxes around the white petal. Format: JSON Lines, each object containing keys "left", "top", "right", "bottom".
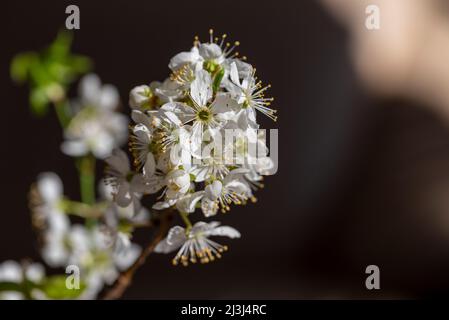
{"left": 37, "top": 172, "right": 63, "bottom": 204}
{"left": 115, "top": 243, "right": 141, "bottom": 271}
{"left": 198, "top": 43, "right": 222, "bottom": 60}
{"left": 130, "top": 174, "right": 146, "bottom": 193}
{"left": 114, "top": 232, "right": 131, "bottom": 255}
{"left": 0, "top": 261, "right": 23, "bottom": 282}
{"left": 98, "top": 84, "right": 119, "bottom": 111}
{"left": 163, "top": 111, "right": 182, "bottom": 127}
{"left": 206, "top": 225, "right": 241, "bottom": 238}
{"left": 105, "top": 149, "right": 130, "bottom": 175}
{"left": 176, "top": 191, "right": 204, "bottom": 213}
{"left": 47, "top": 211, "right": 70, "bottom": 232}
{"left": 229, "top": 62, "right": 240, "bottom": 85}
{"left": 152, "top": 198, "right": 176, "bottom": 210}
{"left": 191, "top": 165, "right": 210, "bottom": 182}
{"left": 190, "top": 70, "right": 212, "bottom": 106}
{"left": 115, "top": 182, "right": 132, "bottom": 207}
{"left": 131, "top": 110, "right": 152, "bottom": 128}
{"left": 26, "top": 263, "right": 45, "bottom": 283}
{"left": 154, "top": 226, "right": 186, "bottom": 253}
{"left": 143, "top": 153, "right": 156, "bottom": 177}
{"left": 61, "top": 140, "right": 88, "bottom": 157}
{"left": 129, "top": 85, "right": 150, "bottom": 109}
{"left": 79, "top": 73, "right": 101, "bottom": 106}
{"left": 91, "top": 132, "right": 115, "bottom": 159}
{"left": 205, "top": 180, "right": 222, "bottom": 200}
{"left": 168, "top": 47, "right": 202, "bottom": 71}
{"left": 144, "top": 176, "right": 166, "bottom": 194}
{"left": 211, "top": 94, "right": 238, "bottom": 121}
{"left": 42, "top": 240, "right": 69, "bottom": 267}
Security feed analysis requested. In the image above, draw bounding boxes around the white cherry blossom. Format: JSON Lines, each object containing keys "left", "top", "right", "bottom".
{"left": 155, "top": 221, "right": 240, "bottom": 266}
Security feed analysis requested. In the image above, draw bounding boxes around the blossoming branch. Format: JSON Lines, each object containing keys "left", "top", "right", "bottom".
{"left": 0, "top": 29, "right": 278, "bottom": 300}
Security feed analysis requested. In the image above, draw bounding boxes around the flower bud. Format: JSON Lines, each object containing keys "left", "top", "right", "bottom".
{"left": 129, "top": 85, "right": 152, "bottom": 110}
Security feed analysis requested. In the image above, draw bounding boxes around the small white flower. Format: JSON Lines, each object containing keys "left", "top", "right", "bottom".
{"left": 66, "top": 224, "right": 141, "bottom": 299}
{"left": 129, "top": 84, "right": 153, "bottom": 110}
{"left": 165, "top": 169, "right": 191, "bottom": 199}
{"left": 201, "top": 178, "right": 251, "bottom": 217}
{"left": 129, "top": 79, "right": 183, "bottom": 111}
{"left": 169, "top": 45, "right": 203, "bottom": 72}
{"left": 32, "top": 172, "right": 71, "bottom": 267}
{"left": 129, "top": 122, "right": 155, "bottom": 170}
{"left": 151, "top": 167, "right": 195, "bottom": 210}
{"left": 61, "top": 74, "right": 128, "bottom": 159}
{"left": 35, "top": 172, "right": 69, "bottom": 231}
{"left": 100, "top": 182, "right": 150, "bottom": 255}
{"left": 78, "top": 73, "right": 119, "bottom": 110}
{"left": 161, "top": 70, "right": 236, "bottom": 157}
{"left": 155, "top": 221, "right": 240, "bottom": 266}
{"left": 105, "top": 149, "right": 147, "bottom": 209}
{"left": 130, "top": 109, "right": 191, "bottom": 173}
{"left": 228, "top": 62, "right": 277, "bottom": 122}
{"left": 169, "top": 29, "right": 241, "bottom": 74}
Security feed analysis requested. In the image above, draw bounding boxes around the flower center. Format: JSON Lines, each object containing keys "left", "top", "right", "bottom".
{"left": 203, "top": 60, "right": 220, "bottom": 73}
{"left": 196, "top": 107, "right": 212, "bottom": 123}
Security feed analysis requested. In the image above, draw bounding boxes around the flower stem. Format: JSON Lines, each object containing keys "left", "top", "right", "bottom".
{"left": 179, "top": 211, "right": 192, "bottom": 231}
{"left": 78, "top": 155, "right": 96, "bottom": 227}
{"left": 54, "top": 100, "right": 71, "bottom": 128}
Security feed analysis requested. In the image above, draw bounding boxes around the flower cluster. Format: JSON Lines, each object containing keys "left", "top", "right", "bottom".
{"left": 108, "top": 30, "right": 278, "bottom": 266}
{"left": 1, "top": 30, "right": 278, "bottom": 300}
{"left": 26, "top": 73, "right": 141, "bottom": 299}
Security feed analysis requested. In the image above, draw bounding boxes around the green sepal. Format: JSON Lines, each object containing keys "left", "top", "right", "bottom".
{"left": 212, "top": 67, "right": 225, "bottom": 94}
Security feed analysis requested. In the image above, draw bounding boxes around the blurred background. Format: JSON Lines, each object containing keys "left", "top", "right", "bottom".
{"left": 2, "top": 0, "right": 449, "bottom": 298}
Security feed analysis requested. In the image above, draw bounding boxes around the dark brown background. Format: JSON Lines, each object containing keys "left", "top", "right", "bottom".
{"left": 1, "top": 0, "right": 449, "bottom": 298}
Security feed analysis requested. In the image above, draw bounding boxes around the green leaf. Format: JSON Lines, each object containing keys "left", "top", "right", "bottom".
{"left": 212, "top": 67, "right": 225, "bottom": 94}
{"left": 40, "top": 275, "right": 86, "bottom": 299}
{"left": 48, "top": 31, "right": 73, "bottom": 60}
{"left": 10, "top": 52, "right": 37, "bottom": 83}
{"left": 10, "top": 30, "right": 93, "bottom": 118}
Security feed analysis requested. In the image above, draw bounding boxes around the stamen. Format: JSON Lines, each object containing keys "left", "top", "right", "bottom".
{"left": 209, "top": 28, "right": 214, "bottom": 43}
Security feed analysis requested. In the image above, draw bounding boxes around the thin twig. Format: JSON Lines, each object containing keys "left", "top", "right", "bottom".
{"left": 101, "top": 209, "right": 173, "bottom": 300}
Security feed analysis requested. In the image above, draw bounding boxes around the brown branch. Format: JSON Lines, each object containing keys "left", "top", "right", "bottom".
{"left": 101, "top": 209, "right": 173, "bottom": 300}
